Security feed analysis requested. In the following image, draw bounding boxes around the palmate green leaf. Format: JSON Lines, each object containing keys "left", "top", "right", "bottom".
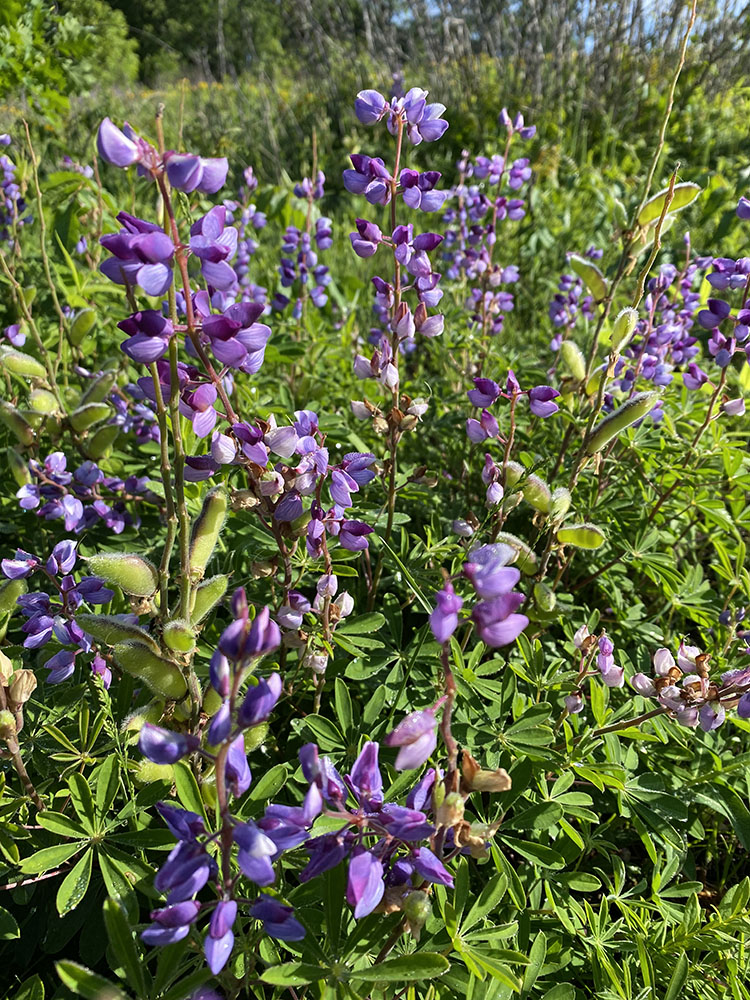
{"left": 103, "top": 898, "right": 148, "bottom": 997}
{"left": 67, "top": 772, "right": 97, "bottom": 833}
{"left": 462, "top": 947, "right": 521, "bottom": 990}
{"left": 94, "top": 755, "right": 121, "bottom": 817}
{"left": 348, "top": 952, "right": 450, "bottom": 982}
{"left": 55, "top": 961, "right": 128, "bottom": 1000}
{"left": 247, "top": 763, "right": 290, "bottom": 803}
{"left": 56, "top": 847, "right": 93, "bottom": 915}
{"left": 461, "top": 873, "right": 508, "bottom": 933}
{"left": 498, "top": 836, "right": 566, "bottom": 869}
{"left": 37, "top": 811, "right": 89, "bottom": 839}
{"left": 20, "top": 840, "right": 86, "bottom": 875}
{"left": 663, "top": 952, "right": 688, "bottom": 1000}
{"left": 260, "top": 963, "right": 328, "bottom": 986}
{"left": 505, "top": 801, "right": 563, "bottom": 831}
{"left": 173, "top": 762, "right": 206, "bottom": 819}
{"left": 334, "top": 676, "right": 354, "bottom": 734}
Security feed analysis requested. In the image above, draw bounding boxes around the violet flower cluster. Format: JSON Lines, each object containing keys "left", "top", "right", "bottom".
{"left": 0, "top": 136, "right": 31, "bottom": 245}
{"left": 466, "top": 371, "right": 560, "bottom": 447}
{"left": 1, "top": 540, "right": 113, "bottom": 686}
{"left": 429, "top": 542, "right": 529, "bottom": 649}
{"left": 16, "top": 451, "right": 158, "bottom": 535}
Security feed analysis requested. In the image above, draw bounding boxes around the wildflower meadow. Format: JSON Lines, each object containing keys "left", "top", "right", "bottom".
{"left": 1, "top": 1, "right": 750, "bottom": 998}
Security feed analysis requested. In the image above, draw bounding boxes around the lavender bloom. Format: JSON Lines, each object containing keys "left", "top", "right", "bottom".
{"left": 190, "top": 206, "right": 238, "bottom": 289}
{"left": 139, "top": 724, "right": 200, "bottom": 765}
{"left": 100, "top": 213, "right": 175, "bottom": 296}
{"left": 204, "top": 901, "right": 236, "bottom": 974}
{"left": 238, "top": 673, "right": 282, "bottom": 727}
{"left": 347, "top": 849, "right": 385, "bottom": 918}
{"left": 472, "top": 593, "right": 528, "bottom": 647}
{"left": 97, "top": 118, "right": 142, "bottom": 168}
{"left": 165, "top": 152, "right": 228, "bottom": 194}
{"left": 400, "top": 169, "right": 447, "bottom": 212}
{"left": 429, "top": 583, "right": 463, "bottom": 644}
{"left": 118, "top": 310, "right": 174, "bottom": 363}
{"left": 384, "top": 710, "right": 438, "bottom": 770}
{"left": 463, "top": 544, "right": 520, "bottom": 599}
{"left": 343, "top": 154, "right": 393, "bottom": 205}
{"left": 467, "top": 378, "right": 501, "bottom": 408}
{"left": 250, "top": 896, "right": 305, "bottom": 941}
{"left": 528, "top": 385, "right": 560, "bottom": 418}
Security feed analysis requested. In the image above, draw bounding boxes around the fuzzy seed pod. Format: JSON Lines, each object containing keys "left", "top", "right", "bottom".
{"left": 76, "top": 613, "right": 160, "bottom": 651}
{"left": 0, "top": 577, "right": 27, "bottom": 617}
{"left": 190, "top": 574, "right": 229, "bottom": 625}
{"left": 584, "top": 391, "right": 659, "bottom": 455}
{"left": 70, "top": 309, "right": 96, "bottom": 347}
{"left": 0, "top": 401, "right": 35, "bottom": 446}
{"left": 202, "top": 687, "right": 223, "bottom": 717}
{"left": 637, "top": 181, "right": 700, "bottom": 227}
{"left": 523, "top": 474, "right": 551, "bottom": 514}
{"left": 133, "top": 760, "right": 174, "bottom": 786}
{"left": 0, "top": 348, "right": 47, "bottom": 380}
{"left": 560, "top": 340, "right": 586, "bottom": 381}
{"left": 0, "top": 709, "right": 17, "bottom": 739}
{"left": 568, "top": 254, "right": 607, "bottom": 301}
{"left": 533, "top": 582, "right": 557, "bottom": 612}
{"left": 162, "top": 620, "right": 196, "bottom": 654}
{"left": 556, "top": 523, "right": 606, "bottom": 549}
{"left": 504, "top": 461, "right": 524, "bottom": 488}
{"left": 610, "top": 307, "right": 638, "bottom": 353}
{"left": 84, "top": 424, "right": 120, "bottom": 460}
{"left": 550, "top": 487, "right": 571, "bottom": 522}
{"left": 80, "top": 371, "right": 117, "bottom": 406}
{"left": 403, "top": 891, "right": 432, "bottom": 928}
{"left": 70, "top": 403, "right": 110, "bottom": 432}
{"left": 188, "top": 487, "right": 227, "bottom": 582}
{"left": 28, "top": 389, "right": 59, "bottom": 414}
{"left": 8, "top": 448, "right": 32, "bottom": 487}
{"left": 494, "top": 531, "right": 538, "bottom": 575}
{"left": 113, "top": 641, "right": 187, "bottom": 700}
{"left": 84, "top": 553, "right": 159, "bottom": 597}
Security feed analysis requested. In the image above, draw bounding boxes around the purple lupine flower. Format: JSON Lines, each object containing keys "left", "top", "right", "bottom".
{"left": 350, "top": 218, "right": 383, "bottom": 257}
{"left": 118, "top": 310, "right": 174, "bottom": 363}
{"left": 355, "top": 90, "right": 388, "bottom": 125}
{"left": 2, "top": 549, "right": 38, "bottom": 579}
{"left": 384, "top": 710, "right": 438, "bottom": 770}
{"left": 139, "top": 724, "right": 200, "bottom": 764}
{"left": 528, "top": 385, "right": 560, "bottom": 418}
{"left": 412, "top": 846, "right": 454, "bottom": 886}
{"left": 471, "top": 593, "right": 528, "bottom": 647}
{"left": 44, "top": 649, "right": 77, "bottom": 684}
{"left": 339, "top": 521, "right": 374, "bottom": 551}
{"left": 204, "top": 900, "right": 236, "bottom": 974}
{"left": 347, "top": 741, "right": 383, "bottom": 807}
{"left": 234, "top": 822, "right": 278, "bottom": 885}
{"left": 97, "top": 118, "right": 142, "bottom": 168}
{"left": 429, "top": 583, "right": 463, "bottom": 644}
{"left": 346, "top": 849, "right": 385, "bottom": 918}
{"left": 467, "top": 378, "right": 501, "bottom": 408}
{"left": 225, "top": 734, "right": 252, "bottom": 797}
{"left": 164, "top": 152, "right": 228, "bottom": 194}
{"left": 343, "top": 154, "right": 393, "bottom": 205}
{"left": 250, "top": 895, "right": 305, "bottom": 941}
{"left": 190, "top": 206, "right": 238, "bottom": 289}
{"left": 463, "top": 544, "right": 520, "bottom": 599}
{"left": 399, "top": 169, "right": 447, "bottom": 212}
{"left": 238, "top": 673, "right": 282, "bottom": 727}
{"left": 100, "top": 213, "right": 175, "bottom": 296}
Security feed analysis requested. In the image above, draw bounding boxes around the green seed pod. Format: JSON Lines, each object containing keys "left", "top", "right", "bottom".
{"left": 19, "top": 408, "right": 45, "bottom": 430}
{"left": 191, "top": 574, "right": 229, "bottom": 625}
{"left": 291, "top": 509, "right": 312, "bottom": 537}
{"left": 0, "top": 348, "right": 47, "bottom": 380}
{"left": 568, "top": 254, "right": 607, "bottom": 301}
{"left": 504, "top": 460, "right": 524, "bottom": 488}
{"left": 244, "top": 723, "right": 269, "bottom": 752}
{"left": 0, "top": 401, "right": 35, "bottom": 446}
{"left": 189, "top": 486, "right": 228, "bottom": 582}
{"left": 84, "top": 423, "right": 120, "bottom": 460}
{"left": 0, "top": 709, "right": 17, "bottom": 739}
{"left": 121, "top": 701, "right": 164, "bottom": 742}
{"left": 557, "top": 522, "right": 606, "bottom": 549}
{"left": 203, "top": 687, "right": 223, "bottom": 717}
{"left": 8, "top": 448, "right": 31, "bottom": 487}
{"left": 404, "top": 891, "right": 432, "bottom": 928}
{"left": 637, "top": 181, "right": 700, "bottom": 227}
{"left": 610, "top": 307, "right": 638, "bottom": 353}
{"left": 85, "top": 553, "right": 159, "bottom": 597}
{"left": 523, "top": 474, "right": 551, "bottom": 514}
{"left": 494, "top": 532, "right": 538, "bottom": 575}
{"left": 70, "top": 402, "right": 111, "bottom": 432}
{"left": 76, "top": 612, "right": 160, "bottom": 652}
{"left": 133, "top": 760, "right": 174, "bottom": 786}
{"left": 0, "top": 577, "right": 27, "bottom": 617}
{"left": 163, "top": 619, "right": 196, "bottom": 654}
{"left": 550, "top": 487, "right": 572, "bottom": 522}
{"left": 28, "top": 388, "right": 59, "bottom": 414}
{"left": 173, "top": 699, "right": 192, "bottom": 722}
{"left": 113, "top": 641, "right": 187, "bottom": 700}
{"left": 22, "top": 286, "right": 36, "bottom": 307}
{"left": 613, "top": 198, "right": 628, "bottom": 229}
{"left": 585, "top": 368, "right": 603, "bottom": 397}
{"left": 533, "top": 582, "right": 557, "bottom": 612}
{"left": 80, "top": 370, "right": 116, "bottom": 406}
{"left": 584, "top": 391, "right": 659, "bottom": 455}
{"left": 560, "top": 340, "right": 586, "bottom": 381}
{"left": 70, "top": 309, "right": 96, "bottom": 347}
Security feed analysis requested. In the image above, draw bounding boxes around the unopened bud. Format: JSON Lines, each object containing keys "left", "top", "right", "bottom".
{"left": 436, "top": 791, "right": 464, "bottom": 827}
{"left": 403, "top": 890, "right": 432, "bottom": 929}
{"left": 8, "top": 668, "right": 37, "bottom": 707}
